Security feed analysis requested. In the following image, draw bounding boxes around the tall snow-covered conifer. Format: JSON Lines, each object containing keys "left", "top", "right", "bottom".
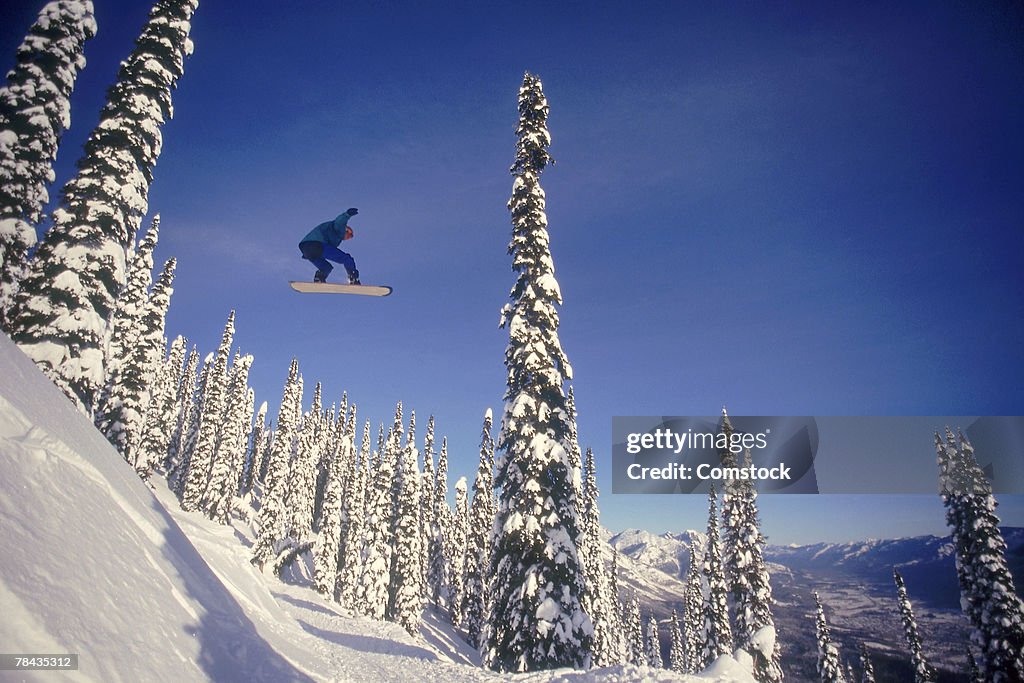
{"left": 203, "top": 353, "right": 253, "bottom": 524}
{"left": 462, "top": 409, "right": 495, "bottom": 649}
{"left": 893, "top": 569, "right": 936, "bottom": 683}
{"left": 722, "top": 445, "right": 783, "bottom": 683}
{"left": 625, "top": 595, "right": 644, "bottom": 665}
{"left": 683, "top": 541, "right": 704, "bottom": 673}
{"left": 608, "top": 548, "right": 626, "bottom": 664}
{"left": 700, "top": 485, "right": 733, "bottom": 669}
{"left": 428, "top": 436, "right": 453, "bottom": 610}
{"left": 172, "top": 351, "right": 210, "bottom": 496}
{"left": 117, "top": 252, "right": 175, "bottom": 468}
{"left": 814, "top": 592, "right": 847, "bottom": 683}
{"left": 936, "top": 427, "right": 1024, "bottom": 683}
{"left": 449, "top": 476, "right": 468, "bottom": 627}
{"left": 419, "top": 415, "right": 436, "bottom": 599}
{"left": 331, "top": 406, "right": 357, "bottom": 583}
{"left": 166, "top": 345, "right": 199, "bottom": 490}
{"left": 337, "top": 419, "right": 371, "bottom": 608}
{"left": 669, "top": 608, "right": 685, "bottom": 673}
{"left": 135, "top": 334, "right": 186, "bottom": 479}
{"left": 645, "top": 613, "right": 663, "bottom": 668}
{"left": 94, "top": 216, "right": 160, "bottom": 449}
{"left": 486, "top": 71, "right": 591, "bottom": 674}
{"left": 9, "top": 0, "right": 198, "bottom": 411}
{"left": 181, "top": 311, "right": 234, "bottom": 512}
{"left": 0, "top": 1, "right": 96, "bottom": 330}
{"left": 387, "top": 413, "right": 424, "bottom": 634}
{"left": 354, "top": 413, "right": 398, "bottom": 620}
{"left": 240, "top": 401, "right": 268, "bottom": 495}
{"left": 313, "top": 410, "right": 353, "bottom": 598}
{"left": 252, "top": 359, "right": 301, "bottom": 570}
{"left": 286, "top": 382, "right": 323, "bottom": 543}
{"left": 580, "top": 446, "right": 615, "bottom": 666}
{"left": 122, "top": 255, "right": 175, "bottom": 465}
{"left": 859, "top": 643, "right": 876, "bottom": 683}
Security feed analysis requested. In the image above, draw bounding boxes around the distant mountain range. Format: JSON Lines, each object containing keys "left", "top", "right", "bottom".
{"left": 609, "top": 526, "right": 1024, "bottom": 610}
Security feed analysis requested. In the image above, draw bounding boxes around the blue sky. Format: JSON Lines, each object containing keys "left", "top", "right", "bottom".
{"left": 2, "top": 0, "right": 1022, "bottom": 543}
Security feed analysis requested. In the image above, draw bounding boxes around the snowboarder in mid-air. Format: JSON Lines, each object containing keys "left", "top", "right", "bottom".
{"left": 299, "top": 208, "right": 360, "bottom": 284}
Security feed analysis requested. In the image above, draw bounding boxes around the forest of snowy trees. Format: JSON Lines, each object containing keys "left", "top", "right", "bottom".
{"left": 1, "top": 3, "right": 1023, "bottom": 681}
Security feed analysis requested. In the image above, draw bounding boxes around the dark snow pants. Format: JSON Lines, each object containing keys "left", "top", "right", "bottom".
{"left": 299, "top": 240, "right": 356, "bottom": 279}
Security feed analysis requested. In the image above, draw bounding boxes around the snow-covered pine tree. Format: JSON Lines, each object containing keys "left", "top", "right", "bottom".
{"left": 813, "top": 592, "right": 847, "bottom": 683}
{"left": 967, "top": 651, "right": 983, "bottom": 683}
{"left": 858, "top": 643, "right": 875, "bottom": 683}
{"left": 94, "top": 216, "right": 160, "bottom": 451}
{"left": 722, "top": 447, "right": 783, "bottom": 683}
{"left": 311, "top": 397, "right": 339, "bottom": 531}
{"left": 683, "top": 538, "right": 704, "bottom": 673}
{"left": 609, "top": 548, "right": 627, "bottom": 663}
{"left": 121, "top": 255, "right": 175, "bottom": 467}
{"left": 203, "top": 353, "right": 253, "bottom": 524}
{"left": 0, "top": 0, "right": 96, "bottom": 331}
{"left": 936, "top": 427, "right": 1024, "bottom": 682}
{"left": 337, "top": 419, "right": 371, "bottom": 608}
{"left": 9, "top": 0, "right": 198, "bottom": 412}
{"left": 565, "top": 386, "right": 583, "bottom": 498}
{"left": 486, "top": 71, "right": 592, "bottom": 674}
{"left": 258, "top": 428, "right": 274, "bottom": 481}
{"left": 645, "top": 613, "right": 663, "bottom": 668}
{"left": 313, "top": 412, "right": 352, "bottom": 598}
{"left": 387, "top": 412, "right": 424, "bottom": 635}
{"left": 893, "top": 569, "right": 936, "bottom": 682}
{"left": 285, "top": 382, "right": 322, "bottom": 543}
{"left": 701, "top": 484, "right": 733, "bottom": 670}
{"left": 241, "top": 388, "right": 255, "bottom": 485}
{"left": 419, "top": 414, "right": 436, "bottom": 599}
{"left": 669, "top": 608, "right": 685, "bottom": 673}
{"left": 448, "top": 476, "right": 468, "bottom": 627}
{"left": 354, "top": 415, "right": 398, "bottom": 620}
{"left": 332, "top": 405, "right": 357, "bottom": 577}
{"left": 251, "top": 359, "right": 301, "bottom": 570}
{"left": 239, "top": 401, "right": 268, "bottom": 495}
{"left": 135, "top": 334, "right": 186, "bottom": 479}
{"left": 374, "top": 422, "right": 385, "bottom": 468}
{"left": 181, "top": 311, "right": 234, "bottom": 512}
{"left": 173, "top": 352, "right": 211, "bottom": 493}
{"left": 580, "top": 446, "right": 615, "bottom": 666}
{"left": 625, "top": 594, "right": 644, "bottom": 665}
{"left": 166, "top": 346, "right": 200, "bottom": 492}
{"left": 462, "top": 409, "right": 495, "bottom": 649}
{"left": 428, "top": 436, "right": 453, "bottom": 610}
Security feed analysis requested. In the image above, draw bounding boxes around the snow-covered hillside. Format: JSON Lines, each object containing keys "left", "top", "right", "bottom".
{"left": 0, "top": 334, "right": 757, "bottom": 682}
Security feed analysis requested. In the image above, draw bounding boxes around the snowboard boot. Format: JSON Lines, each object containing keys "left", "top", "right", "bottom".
{"left": 314, "top": 269, "right": 328, "bottom": 283}
{"left": 348, "top": 269, "right": 361, "bottom": 285}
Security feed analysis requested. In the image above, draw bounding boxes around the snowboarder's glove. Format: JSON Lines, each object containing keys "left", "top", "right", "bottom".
{"left": 347, "top": 207, "right": 359, "bottom": 216}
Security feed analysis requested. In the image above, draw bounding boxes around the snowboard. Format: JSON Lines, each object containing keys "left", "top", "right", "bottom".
{"left": 289, "top": 281, "right": 392, "bottom": 297}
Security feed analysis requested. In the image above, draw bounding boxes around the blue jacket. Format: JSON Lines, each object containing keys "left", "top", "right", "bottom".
{"left": 301, "top": 211, "right": 354, "bottom": 247}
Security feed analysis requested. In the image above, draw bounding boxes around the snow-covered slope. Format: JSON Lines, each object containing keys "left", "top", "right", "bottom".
{"left": 0, "top": 334, "right": 756, "bottom": 682}
{"left": 0, "top": 334, "right": 314, "bottom": 682}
